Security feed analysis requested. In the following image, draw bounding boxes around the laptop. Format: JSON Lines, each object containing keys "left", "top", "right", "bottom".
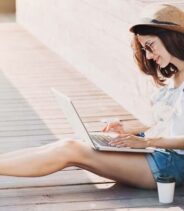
{"left": 51, "top": 88, "right": 154, "bottom": 153}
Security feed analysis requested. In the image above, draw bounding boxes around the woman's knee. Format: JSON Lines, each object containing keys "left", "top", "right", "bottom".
{"left": 63, "top": 140, "right": 91, "bottom": 158}
{"left": 40, "top": 139, "right": 94, "bottom": 168}
{"left": 53, "top": 139, "right": 91, "bottom": 164}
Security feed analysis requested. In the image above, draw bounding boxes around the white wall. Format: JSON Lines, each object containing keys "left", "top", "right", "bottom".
{"left": 16, "top": 0, "right": 184, "bottom": 125}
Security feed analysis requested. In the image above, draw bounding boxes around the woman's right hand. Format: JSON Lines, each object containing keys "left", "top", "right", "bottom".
{"left": 102, "top": 121, "right": 127, "bottom": 134}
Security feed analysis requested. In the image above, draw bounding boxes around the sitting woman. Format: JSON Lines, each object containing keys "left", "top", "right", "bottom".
{"left": 0, "top": 4, "right": 184, "bottom": 189}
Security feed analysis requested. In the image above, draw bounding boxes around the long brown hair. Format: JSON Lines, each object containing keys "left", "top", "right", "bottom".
{"left": 131, "top": 26, "right": 184, "bottom": 86}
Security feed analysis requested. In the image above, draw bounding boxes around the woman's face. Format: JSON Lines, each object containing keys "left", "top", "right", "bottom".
{"left": 137, "top": 35, "right": 171, "bottom": 68}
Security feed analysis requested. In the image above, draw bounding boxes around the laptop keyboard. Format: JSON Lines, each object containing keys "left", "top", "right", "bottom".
{"left": 90, "top": 134, "right": 113, "bottom": 146}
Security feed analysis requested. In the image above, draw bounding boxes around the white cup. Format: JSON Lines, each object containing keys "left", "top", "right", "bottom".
{"left": 156, "top": 175, "right": 175, "bottom": 204}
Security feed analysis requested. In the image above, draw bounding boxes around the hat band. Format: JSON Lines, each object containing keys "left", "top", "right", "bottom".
{"left": 151, "top": 19, "right": 179, "bottom": 26}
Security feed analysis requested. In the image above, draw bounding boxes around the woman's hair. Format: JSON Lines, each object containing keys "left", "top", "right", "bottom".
{"left": 131, "top": 26, "right": 184, "bottom": 86}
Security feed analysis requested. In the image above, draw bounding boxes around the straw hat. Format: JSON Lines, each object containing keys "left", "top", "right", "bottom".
{"left": 130, "top": 4, "right": 184, "bottom": 34}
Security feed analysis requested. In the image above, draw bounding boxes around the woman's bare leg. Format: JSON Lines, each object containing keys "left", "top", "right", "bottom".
{"left": 68, "top": 141, "right": 157, "bottom": 189}
{"left": 0, "top": 140, "right": 156, "bottom": 189}
{"left": 0, "top": 140, "right": 73, "bottom": 177}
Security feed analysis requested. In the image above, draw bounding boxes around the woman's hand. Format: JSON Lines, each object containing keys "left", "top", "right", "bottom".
{"left": 102, "top": 120, "right": 128, "bottom": 134}
{"left": 109, "top": 134, "right": 148, "bottom": 149}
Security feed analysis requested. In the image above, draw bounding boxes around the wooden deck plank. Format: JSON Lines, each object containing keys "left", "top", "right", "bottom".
{"left": 0, "top": 170, "right": 113, "bottom": 189}
{"left": 93, "top": 209, "right": 183, "bottom": 211}
{"left": 0, "top": 184, "right": 183, "bottom": 208}
{"left": 0, "top": 183, "right": 183, "bottom": 210}
{"left": 1, "top": 198, "right": 184, "bottom": 211}
{"left": 0, "top": 120, "right": 144, "bottom": 137}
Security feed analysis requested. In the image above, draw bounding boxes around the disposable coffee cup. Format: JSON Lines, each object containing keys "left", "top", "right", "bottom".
{"left": 156, "top": 174, "right": 176, "bottom": 204}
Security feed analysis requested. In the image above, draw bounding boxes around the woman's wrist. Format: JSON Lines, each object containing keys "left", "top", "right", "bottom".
{"left": 145, "top": 137, "right": 163, "bottom": 148}
{"left": 146, "top": 138, "right": 152, "bottom": 147}
{"left": 134, "top": 131, "right": 163, "bottom": 148}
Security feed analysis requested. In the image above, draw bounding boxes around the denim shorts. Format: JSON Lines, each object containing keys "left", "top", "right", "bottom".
{"left": 146, "top": 149, "right": 184, "bottom": 186}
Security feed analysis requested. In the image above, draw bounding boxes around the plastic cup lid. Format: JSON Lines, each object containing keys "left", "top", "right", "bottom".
{"left": 156, "top": 174, "right": 176, "bottom": 183}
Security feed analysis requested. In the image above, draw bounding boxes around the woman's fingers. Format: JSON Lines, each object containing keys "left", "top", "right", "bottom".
{"left": 108, "top": 135, "right": 147, "bottom": 148}
{"left": 109, "top": 139, "right": 130, "bottom": 147}
{"left": 102, "top": 125, "right": 107, "bottom": 132}
{"left": 109, "top": 135, "right": 131, "bottom": 145}
{"left": 117, "top": 133, "right": 132, "bottom": 138}
{"left": 102, "top": 122, "right": 124, "bottom": 133}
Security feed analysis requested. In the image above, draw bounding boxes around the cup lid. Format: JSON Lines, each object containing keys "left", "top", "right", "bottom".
{"left": 156, "top": 174, "right": 176, "bottom": 183}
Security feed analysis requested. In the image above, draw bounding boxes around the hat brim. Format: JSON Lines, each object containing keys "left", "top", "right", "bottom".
{"left": 129, "top": 23, "right": 184, "bottom": 34}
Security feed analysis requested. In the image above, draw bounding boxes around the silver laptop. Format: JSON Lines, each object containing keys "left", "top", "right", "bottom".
{"left": 51, "top": 88, "right": 154, "bottom": 153}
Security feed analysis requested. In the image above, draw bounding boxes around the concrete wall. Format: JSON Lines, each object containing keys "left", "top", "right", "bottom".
{"left": 16, "top": 0, "right": 184, "bottom": 125}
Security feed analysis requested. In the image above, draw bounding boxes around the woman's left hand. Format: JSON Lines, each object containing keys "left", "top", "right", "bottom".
{"left": 109, "top": 134, "right": 148, "bottom": 149}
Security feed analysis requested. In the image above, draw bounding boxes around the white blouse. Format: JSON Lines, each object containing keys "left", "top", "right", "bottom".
{"left": 145, "top": 80, "right": 184, "bottom": 154}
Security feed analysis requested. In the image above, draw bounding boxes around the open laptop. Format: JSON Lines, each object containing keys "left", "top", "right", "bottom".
{"left": 51, "top": 88, "right": 154, "bottom": 153}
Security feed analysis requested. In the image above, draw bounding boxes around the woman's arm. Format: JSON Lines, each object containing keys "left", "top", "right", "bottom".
{"left": 147, "top": 136, "right": 184, "bottom": 149}
{"left": 102, "top": 120, "right": 150, "bottom": 135}
{"left": 109, "top": 134, "right": 184, "bottom": 149}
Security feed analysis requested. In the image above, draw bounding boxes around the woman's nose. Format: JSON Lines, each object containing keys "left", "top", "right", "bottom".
{"left": 146, "top": 51, "right": 154, "bottom": 60}
{"left": 146, "top": 51, "right": 153, "bottom": 59}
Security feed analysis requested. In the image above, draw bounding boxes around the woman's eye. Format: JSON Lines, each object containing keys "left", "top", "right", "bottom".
{"left": 150, "top": 42, "right": 154, "bottom": 47}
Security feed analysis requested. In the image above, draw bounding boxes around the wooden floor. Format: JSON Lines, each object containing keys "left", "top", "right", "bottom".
{"left": 0, "top": 23, "right": 183, "bottom": 211}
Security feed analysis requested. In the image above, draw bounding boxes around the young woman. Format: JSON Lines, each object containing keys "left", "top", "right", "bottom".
{"left": 0, "top": 4, "right": 184, "bottom": 189}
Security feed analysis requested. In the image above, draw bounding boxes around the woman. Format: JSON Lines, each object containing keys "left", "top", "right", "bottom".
{"left": 0, "top": 4, "right": 184, "bottom": 189}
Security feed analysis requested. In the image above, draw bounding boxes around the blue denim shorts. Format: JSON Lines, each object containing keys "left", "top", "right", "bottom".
{"left": 146, "top": 149, "right": 184, "bottom": 186}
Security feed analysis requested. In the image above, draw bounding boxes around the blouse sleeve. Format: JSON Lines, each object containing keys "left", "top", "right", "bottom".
{"left": 150, "top": 86, "right": 167, "bottom": 105}
{"left": 171, "top": 91, "right": 184, "bottom": 136}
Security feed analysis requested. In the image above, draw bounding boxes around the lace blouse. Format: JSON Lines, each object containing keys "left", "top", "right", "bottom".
{"left": 145, "top": 80, "right": 184, "bottom": 154}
